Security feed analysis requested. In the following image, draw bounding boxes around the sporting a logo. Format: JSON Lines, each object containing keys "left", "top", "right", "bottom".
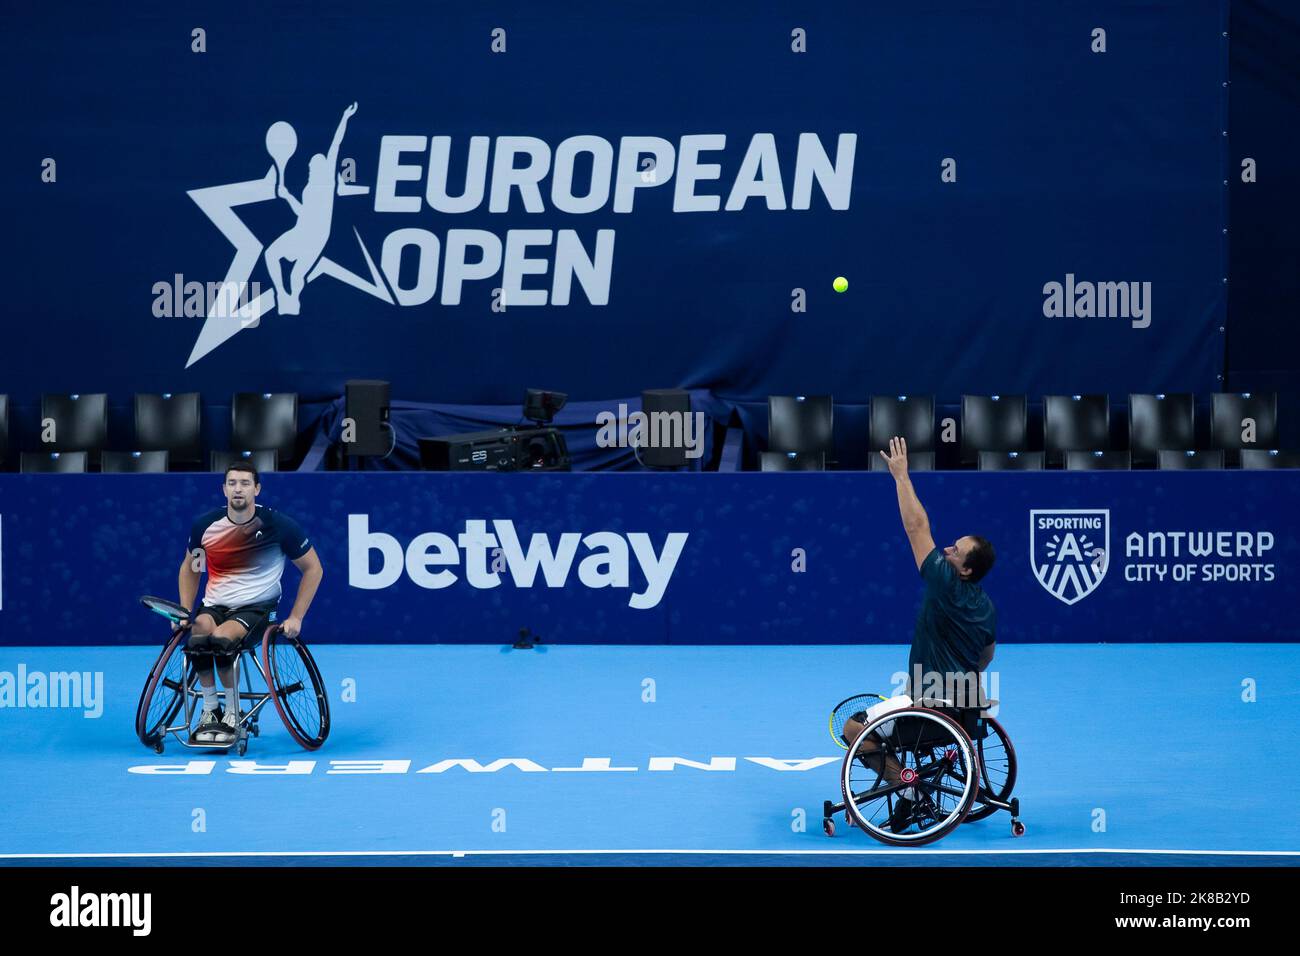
{"left": 1030, "top": 509, "right": 1110, "bottom": 605}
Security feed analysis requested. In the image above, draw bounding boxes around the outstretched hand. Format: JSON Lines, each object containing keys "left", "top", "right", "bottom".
{"left": 343, "top": 102, "right": 358, "bottom": 119}
{"left": 879, "top": 436, "right": 910, "bottom": 478}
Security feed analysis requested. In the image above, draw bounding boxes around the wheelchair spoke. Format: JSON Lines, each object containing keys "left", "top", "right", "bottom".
{"left": 139, "top": 638, "right": 192, "bottom": 744}
{"left": 979, "top": 738, "right": 1010, "bottom": 790}
{"left": 840, "top": 710, "right": 982, "bottom": 842}
{"left": 265, "top": 633, "right": 328, "bottom": 746}
{"left": 961, "top": 717, "right": 1018, "bottom": 823}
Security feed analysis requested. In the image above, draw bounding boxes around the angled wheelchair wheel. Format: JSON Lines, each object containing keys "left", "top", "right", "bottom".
{"left": 841, "top": 707, "right": 978, "bottom": 847}
{"left": 262, "top": 628, "right": 330, "bottom": 750}
{"left": 135, "top": 629, "right": 194, "bottom": 747}
{"left": 964, "top": 716, "right": 1018, "bottom": 823}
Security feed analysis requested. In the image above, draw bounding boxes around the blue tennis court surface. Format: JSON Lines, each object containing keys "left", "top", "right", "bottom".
{"left": 2, "top": 644, "right": 1298, "bottom": 866}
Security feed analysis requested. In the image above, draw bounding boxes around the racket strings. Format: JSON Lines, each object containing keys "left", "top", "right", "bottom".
{"left": 829, "top": 693, "right": 887, "bottom": 748}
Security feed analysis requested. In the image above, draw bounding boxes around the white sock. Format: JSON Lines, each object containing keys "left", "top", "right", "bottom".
{"left": 202, "top": 686, "right": 219, "bottom": 713}
{"left": 225, "top": 686, "right": 238, "bottom": 715}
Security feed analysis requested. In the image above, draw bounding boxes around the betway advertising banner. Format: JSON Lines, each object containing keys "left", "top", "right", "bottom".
{"left": 0, "top": 472, "right": 1293, "bottom": 646}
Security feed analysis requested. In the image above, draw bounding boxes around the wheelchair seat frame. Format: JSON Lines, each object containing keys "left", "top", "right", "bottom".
{"left": 135, "top": 596, "right": 331, "bottom": 756}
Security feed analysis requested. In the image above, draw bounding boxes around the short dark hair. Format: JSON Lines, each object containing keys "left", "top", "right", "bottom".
{"left": 224, "top": 461, "right": 260, "bottom": 485}
{"left": 963, "top": 536, "right": 995, "bottom": 583}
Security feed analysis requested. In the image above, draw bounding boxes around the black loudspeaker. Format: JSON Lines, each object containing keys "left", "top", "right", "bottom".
{"left": 639, "top": 389, "right": 692, "bottom": 468}
{"left": 344, "top": 380, "right": 391, "bottom": 457}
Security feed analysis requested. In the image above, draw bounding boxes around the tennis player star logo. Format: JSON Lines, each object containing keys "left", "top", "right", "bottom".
{"left": 184, "top": 102, "right": 396, "bottom": 367}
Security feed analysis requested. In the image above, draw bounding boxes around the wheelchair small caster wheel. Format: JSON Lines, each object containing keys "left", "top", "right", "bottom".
{"left": 153, "top": 740, "right": 165, "bottom": 755}
{"left": 1011, "top": 820, "right": 1026, "bottom": 838}
{"left": 236, "top": 738, "right": 248, "bottom": 757}
{"left": 251, "top": 723, "right": 260, "bottom": 738}
{"left": 823, "top": 818, "right": 835, "bottom": 837}
{"left": 844, "top": 811, "right": 855, "bottom": 828}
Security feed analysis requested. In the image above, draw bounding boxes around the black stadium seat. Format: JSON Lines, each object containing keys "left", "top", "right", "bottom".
{"left": 870, "top": 450, "right": 934, "bottom": 472}
{"left": 1211, "top": 393, "right": 1278, "bottom": 464}
{"left": 41, "top": 392, "right": 108, "bottom": 464}
{"left": 870, "top": 395, "right": 935, "bottom": 458}
{"left": 1240, "top": 449, "right": 1300, "bottom": 469}
{"left": 961, "top": 395, "right": 1027, "bottom": 465}
{"left": 1044, "top": 394, "right": 1109, "bottom": 466}
{"left": 232, "top": 392, "right": 299, "bottom": 465}
{"left": 135, "top": 392, "right": 202, "bottom": 466}
{"left": 0, "top": 394, "right": 8, "bottom": 469}
{"left": 1129, "top": 393, "right": 1194, "bottom": 467}
{"left": 102, "top": 450, "right": 170, "bottom": 473}
{"left": 211, "top": 449, "right": 278, "bottom": 474}
{"left": 1157, "top": 449, "right": 1224, "bottom": 470}
{"left": 767, "top": 395, "right": 833, "bottom": 455}
{"left": 21, "top": 451, "right": 87, "bottom": 474}
{"left": 979, "top": 450, "right": 1044, "bottom": 471}
{"left": 1065, "top": 450, "right": 1131, "bottom": 471}
{"left": 759, "top": 451, "right": 825, "bottom": 471}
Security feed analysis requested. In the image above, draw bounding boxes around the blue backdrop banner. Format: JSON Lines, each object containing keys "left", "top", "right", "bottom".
{"left": 0, "top": 0, "right": 1226, "bottom": 406}
{"left": 0, "top": 471, "right": 1293, "bottom": 646}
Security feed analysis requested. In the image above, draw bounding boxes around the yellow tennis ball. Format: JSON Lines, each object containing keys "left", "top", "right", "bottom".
{"left": 833, "top": 276, "right": 848, "bottom": 293}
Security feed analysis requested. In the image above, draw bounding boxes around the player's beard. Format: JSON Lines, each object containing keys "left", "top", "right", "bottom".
{"left": 229, "top": 497, "right": 251, "bottom": 514}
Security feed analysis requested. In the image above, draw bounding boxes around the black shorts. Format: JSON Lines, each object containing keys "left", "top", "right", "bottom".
{"left": 187, "top": 602, "right": 278, "bottom": 661}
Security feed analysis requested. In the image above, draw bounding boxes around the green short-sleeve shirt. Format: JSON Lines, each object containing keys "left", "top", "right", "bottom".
{"left": 908, "top": 547, "right": 996, "bottom": 683}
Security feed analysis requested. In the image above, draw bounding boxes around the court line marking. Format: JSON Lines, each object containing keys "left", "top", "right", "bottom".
{"left": 3, "top": 848, "right": 1298, "bottom": 860}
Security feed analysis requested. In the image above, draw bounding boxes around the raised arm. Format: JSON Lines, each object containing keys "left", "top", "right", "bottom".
{"left": 326, "top": 102, "right": 358, "bottom": 168}
{"left": 880, "top": 436, "right": 936, "bottom": 570}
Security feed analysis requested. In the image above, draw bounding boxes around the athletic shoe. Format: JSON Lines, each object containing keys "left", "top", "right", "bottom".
{"left": 887, "top": 793, "right": 942, "bottom": 831}
{"left": 215, "top": 709, "right": 241, "bottom": 742}
{"left": 192, "top": 709, "right": 221, "bottom": 743}
{"left": 885, "top": 796, "right": 916, "bottom": 832}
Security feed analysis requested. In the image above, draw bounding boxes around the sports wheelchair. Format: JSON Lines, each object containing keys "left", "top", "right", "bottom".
{"left": 134, "top": 596, "right": 330, "bottom": 756}
{"left": 823, "top": 693, "right": 1024, "bottom": 846}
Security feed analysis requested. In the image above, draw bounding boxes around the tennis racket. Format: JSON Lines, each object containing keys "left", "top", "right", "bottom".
{"left": 140, "top": 595, "right": 192, "bottom": 626}
{"left": 828, "top": 692, "right": 889, "bottom": 750}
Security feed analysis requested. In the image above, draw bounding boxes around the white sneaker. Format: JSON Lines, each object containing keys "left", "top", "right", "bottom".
{"left": 216, "top": 710, "right": 241, "bottom": 742}
{"left": 192, "top": 709, "right": 221, "bottom": 743}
